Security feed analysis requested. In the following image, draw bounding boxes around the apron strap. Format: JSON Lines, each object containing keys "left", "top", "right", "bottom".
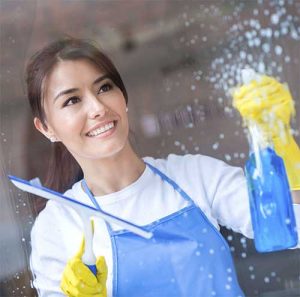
{"left": 81, "top": 178, "right": 102, "bottom": 210}
{"left": 144, "top": 161, "right": 194, "bottom": 204}
{"left": 81, "top": 161, "right": 195, "bottom": 229}
{"left": 82, "top": 162, "right": 195, "bottom": 209}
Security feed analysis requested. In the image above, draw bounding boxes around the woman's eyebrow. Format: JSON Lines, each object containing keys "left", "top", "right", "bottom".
{"left": 54, "top": 88, "right": 78, "bottom": 102}
{"left": 92, "top": 74, "right": 110, "bottom": 85}
{"left": 53, "top": 75, "right": 111, "bottom": 102}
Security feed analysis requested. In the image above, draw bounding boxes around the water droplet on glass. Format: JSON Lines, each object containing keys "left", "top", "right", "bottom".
{"left": 274, "top": 45, "right": 283, "bottom": 55}
{"left": 225, "top": 154, "right": 231, "bottom": 161}
{"left": 262, "top": 43, "right": 271, "bottom": 53}
{"left": 240, "top": 237, "right": 246, "bottom": 244}
{"left": 271, "top": 14, "right": 280, "bottom": 25}
{"left": 225, "top": 284, "right": 231, "bottom": 290}
{"left": 212, "top": 142, "right": 219, "bottom": 150}
{"left": 240, "top": 153, "right": 246, "bottom": 159}
{"left": 258, "top": 62, "right": 266, "bottom": 73}
{"left": 240, "top": 51, "right": 247, "bottom": 59}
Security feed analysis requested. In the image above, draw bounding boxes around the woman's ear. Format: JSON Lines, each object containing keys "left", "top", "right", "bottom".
{"left": 33, "top": 117, "right": 52, "bottom": 139}
{"left": 34, "top": 117, "right": 59, "bottom": 142}
{"left": 33, "top": 117, "right": 47, "bottom": 134}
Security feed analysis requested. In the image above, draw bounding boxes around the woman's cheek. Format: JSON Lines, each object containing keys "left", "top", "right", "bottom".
{"left": 56, "top": 113, "right": 82, "bottom": 133}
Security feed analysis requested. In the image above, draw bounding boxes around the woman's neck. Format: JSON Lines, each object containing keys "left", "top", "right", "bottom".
{"left": 79, "top": 143, "right": 146, "bottom": 197}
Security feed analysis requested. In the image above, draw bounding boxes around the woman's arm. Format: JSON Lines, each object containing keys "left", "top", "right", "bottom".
{"left": 202, "top": 157, "right": 300, "bottom": 244}
{"left": 30, "top": 201, "right": 84, "bottom": 296}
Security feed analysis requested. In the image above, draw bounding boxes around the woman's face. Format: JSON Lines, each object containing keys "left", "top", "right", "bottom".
{"left": 35, "top": 59, "right": 129, "bottom": 162}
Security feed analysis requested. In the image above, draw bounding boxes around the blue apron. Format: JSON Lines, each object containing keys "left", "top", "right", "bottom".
{"left": 82, "top": 162, "right": 245, "bottom": 297}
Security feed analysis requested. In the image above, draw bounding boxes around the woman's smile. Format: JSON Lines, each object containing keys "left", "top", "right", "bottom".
{"left": 86, "top": 120, "right": 117, "bottom": 138}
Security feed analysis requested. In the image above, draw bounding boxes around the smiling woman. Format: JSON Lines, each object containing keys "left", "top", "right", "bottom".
{"left": 26, "top": 38, "right": 129, "bottom": 194}
{"left": 25, "top": 37, "right": 300, "bottom": 297}
{"left": 33, "top": 59, "right": 131, "bottom": 185}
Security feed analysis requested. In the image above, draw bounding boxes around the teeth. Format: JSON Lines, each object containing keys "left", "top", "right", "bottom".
{"left": 87, "top": 122, "right": 115, "bottom": 137}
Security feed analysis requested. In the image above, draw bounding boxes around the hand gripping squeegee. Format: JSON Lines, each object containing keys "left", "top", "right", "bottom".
{"left": 8, "top": 174, "right": 153, "bottom": 275}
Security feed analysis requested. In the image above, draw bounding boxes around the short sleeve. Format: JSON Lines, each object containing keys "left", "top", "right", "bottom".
{"left": 193, "top": 154, "right": 300, "bottom": 247}
{"left": 206, "top": 160, "right": 254, "bottom": 238}
{"left": 184, "top": 154, "right": 254, "bottom": 238}
{"left": 159, "top": 154, "right": 254, "bottom": 238}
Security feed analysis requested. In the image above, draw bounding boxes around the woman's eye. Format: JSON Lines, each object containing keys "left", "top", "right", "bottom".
{"left": 98, "top": 83, "right": 112, "bottom": 94}
{"left": 63, "top": 96, "right": 80, "bottom": 107}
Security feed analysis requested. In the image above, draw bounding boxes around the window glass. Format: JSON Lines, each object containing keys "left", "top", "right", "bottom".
{"left": 1, "top": 1, "right": 299, "bottom": 296}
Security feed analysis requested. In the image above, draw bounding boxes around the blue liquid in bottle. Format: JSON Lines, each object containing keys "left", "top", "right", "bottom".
{"left": 245, "top": 147, "right": 298, "bottom": 252}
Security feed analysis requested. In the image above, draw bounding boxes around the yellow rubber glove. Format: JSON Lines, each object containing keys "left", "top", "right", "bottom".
{"left": 232, "top": 74, "right": 300, "bottom": 190}
{"left": 60, "top": 236, "right": 108, "bottom": 297}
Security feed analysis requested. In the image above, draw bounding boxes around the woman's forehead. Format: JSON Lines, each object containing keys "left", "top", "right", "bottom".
{"left": 43, "top": 59, "right": 106, "bottom": 97}
{"left": 50, "top": 59, "right": 105, "bottom": 80}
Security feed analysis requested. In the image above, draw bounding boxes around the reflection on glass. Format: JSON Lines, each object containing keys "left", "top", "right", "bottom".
{"left": 1, "top": 1, "right": 299, "bottom": 296}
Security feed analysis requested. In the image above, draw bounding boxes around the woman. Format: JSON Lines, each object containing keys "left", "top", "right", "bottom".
{"left": 27, "top": 38, "right": 300, "bottom": 297}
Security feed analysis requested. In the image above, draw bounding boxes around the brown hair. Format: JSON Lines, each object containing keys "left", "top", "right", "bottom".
{"left": 26, "top": 37, "right": 128, "bottom": 197}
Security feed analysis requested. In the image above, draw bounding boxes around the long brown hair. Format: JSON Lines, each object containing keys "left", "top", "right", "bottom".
{"left": 26, "top": 37, "right": 128, "bottom": 196}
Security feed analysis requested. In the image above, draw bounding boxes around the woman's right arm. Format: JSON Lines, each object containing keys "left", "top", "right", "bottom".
{"left": 30, "top": 201, "right": 108, "bottom": 296}
{"left": 30, "top": 203, "right": 69, "bottom": 296}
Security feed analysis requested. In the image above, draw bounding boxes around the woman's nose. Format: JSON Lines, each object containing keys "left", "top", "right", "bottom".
{"left": 87, "top": 94, "right": 107, "bottom": 119}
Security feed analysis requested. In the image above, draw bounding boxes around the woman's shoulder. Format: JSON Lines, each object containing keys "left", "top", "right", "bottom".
{"left": 30, "top": 189, "right": 83, "bottom": 273}
{"left": 143, "top": 153, "right": 245, "bottom": 194}
{"left": 31, "top": 188, "right": 81, "bottom": 240}
{"left": 143, "top": 153, "right": 230, "bottom": 173}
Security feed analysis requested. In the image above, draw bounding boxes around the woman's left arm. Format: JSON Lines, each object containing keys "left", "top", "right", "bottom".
{"left": 206, "top": 159, "right": 300, "bottom": 247}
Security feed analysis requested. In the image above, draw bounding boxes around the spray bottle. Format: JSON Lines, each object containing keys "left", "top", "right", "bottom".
{"left": 241, "top": 69, "right": 298, "bottom": 252}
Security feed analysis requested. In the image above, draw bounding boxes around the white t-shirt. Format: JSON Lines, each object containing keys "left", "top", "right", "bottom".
{"left": 30, "top": 154, "right": 300, "bottom": 296}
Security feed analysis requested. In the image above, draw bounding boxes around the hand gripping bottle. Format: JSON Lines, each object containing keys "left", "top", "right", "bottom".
{"left": 241, "top": 69, "right": 298, "bottom": 252}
